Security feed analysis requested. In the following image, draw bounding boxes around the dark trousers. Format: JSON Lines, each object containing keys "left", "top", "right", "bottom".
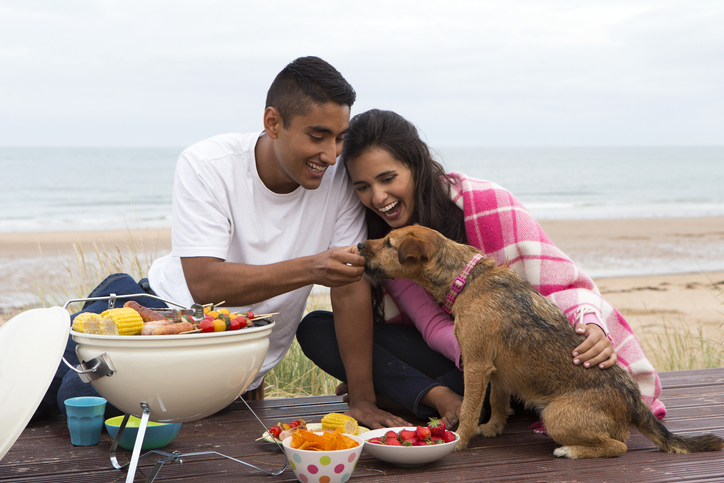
{"left": 34, "top": 273, "right": 167, "bottom": 421}
{"left": 296, "top": 310, "right": 464, "bottom": 419}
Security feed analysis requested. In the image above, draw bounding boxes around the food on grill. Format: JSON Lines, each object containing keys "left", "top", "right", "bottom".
{"left": 123, "top": 300, "right": 167, "bottom": 321}
{"left": 71, "top": 312, "right": 103, "bottom": 333}
{"left": 99, "top": 307, "right": 144, "bottom": 335}
{"left": 198, "top": 318, "right": 214, "bottom": 333}
{"left": 141, "top": 320, "right": 194, "bottom": 335}
{"left": 199, "top": 310, "right": 250, "bottom": 333}
{"left": 321, "top": 413, "right": 359, "bottom": 435}
{"left": 71, "top": 302, "right": 268, "bottom": 336}
{"left": 72, "top": 307, "right": 145, "bottom": 336}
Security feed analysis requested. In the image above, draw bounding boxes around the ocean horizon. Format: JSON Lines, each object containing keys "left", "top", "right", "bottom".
{"left": 1, "top": 144, "right": 723, "bottom": 309}
{"left": 1, "top": 145, "right": 723, "bottom": 234}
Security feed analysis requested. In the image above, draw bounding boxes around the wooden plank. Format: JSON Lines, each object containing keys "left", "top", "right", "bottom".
{"left": 2, "top": 368, "right": 724, "bottom": 482}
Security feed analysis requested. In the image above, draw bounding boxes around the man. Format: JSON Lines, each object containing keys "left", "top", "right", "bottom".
{"left": 43, "top": 56, "right": 405, "bottom": 429}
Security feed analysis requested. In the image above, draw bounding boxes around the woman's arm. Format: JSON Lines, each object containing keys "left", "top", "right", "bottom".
{"left": 331, "top": 280, "right": 410, "bottom": 429}
{"left": 384, "top": 279, "right": 462, "bottom": 369}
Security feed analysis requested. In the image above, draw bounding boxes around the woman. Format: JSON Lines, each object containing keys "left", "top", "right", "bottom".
{"left": 296, "top": 109, "right": 665, "bottom": 427}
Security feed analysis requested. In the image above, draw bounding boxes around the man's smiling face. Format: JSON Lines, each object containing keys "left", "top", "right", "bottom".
{"left": 270, "top": 101, "right": 350, "bottom": 193}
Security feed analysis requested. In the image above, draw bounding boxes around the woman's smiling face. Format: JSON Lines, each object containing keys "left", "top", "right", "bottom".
{"left": 346, "top": 147, "right": 416, "bottom": 229}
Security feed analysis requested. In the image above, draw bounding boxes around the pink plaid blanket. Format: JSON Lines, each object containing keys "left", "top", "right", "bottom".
{"left": 448, "top": 172, "right": 665, "bottom": 418}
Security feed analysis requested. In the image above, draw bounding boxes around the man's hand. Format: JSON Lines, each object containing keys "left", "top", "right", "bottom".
{"left": 310, "top": 246, "right": 365, "bottom": 287}
{"left": 573, "top": 323, "right": 617, "bottom": 369}
{"left": 180, "top": 246, "right": 365, "bottom": 307}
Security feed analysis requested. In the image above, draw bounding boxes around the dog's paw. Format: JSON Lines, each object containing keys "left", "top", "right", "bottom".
{"left": 454, "top": 439, "right": 469, "bottom": 451}
{"left": 478, "top": 421, "right": 503, "bottom": 438}
{"left": 553, "top": 446, "right": 573, "bottom": 459}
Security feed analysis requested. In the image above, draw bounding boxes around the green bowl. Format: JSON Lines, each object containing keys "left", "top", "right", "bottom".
{"left": 105, "top": 416, "right": 182, "bottom": 450}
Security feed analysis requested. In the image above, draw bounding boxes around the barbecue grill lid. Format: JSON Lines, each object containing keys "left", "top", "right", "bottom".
{"left": 0, "top": 306, "right": 70, "bottom": 461}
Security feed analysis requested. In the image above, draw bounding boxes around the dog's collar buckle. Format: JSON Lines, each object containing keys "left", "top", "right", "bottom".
{"left": 442, "top": 253, "right": 484, "bottom": 315}
{"left": 451, "top": 277, "right": 466, "bottom": 293}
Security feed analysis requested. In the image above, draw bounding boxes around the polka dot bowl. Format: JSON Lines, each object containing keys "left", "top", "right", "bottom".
{"left": 281, "top": 432, "right": 364, "bottom": 483}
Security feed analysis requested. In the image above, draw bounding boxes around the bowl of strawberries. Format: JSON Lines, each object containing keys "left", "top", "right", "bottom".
{"left": 361, "top": 418, "right": 459, "bottom": 467}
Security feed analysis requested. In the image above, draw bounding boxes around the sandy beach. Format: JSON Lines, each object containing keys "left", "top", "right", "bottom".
{"left": 2, "top": 217, "right": 723, "bottom": 365}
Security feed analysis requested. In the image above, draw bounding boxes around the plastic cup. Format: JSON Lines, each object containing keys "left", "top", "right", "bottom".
{"left": 65, "top": 396, "right": 107, "bottom": 446}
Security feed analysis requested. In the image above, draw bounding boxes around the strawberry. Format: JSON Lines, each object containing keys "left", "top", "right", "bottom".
{"left": 427, "top": 417, "right": 446, "bottom": 438}
{"left": 402, "top": 438, "right": 418, "bottom": 446}
{"left": 384, "top": 430, "right": 399, "bottom": 441}
{"left": 399, "top": 429, "right": 416, "bottom": 441}
{"left": 385, "top": 437, "right": 403, "bottom": 446}
{"left": 431, "top": 436, "right": 444, "bottom": 444}
{"left": 415, "top": 425, "right": 431, "bottom": 441}
{"left": 367, "top": 437, "right": 384, "bottom": 445}
{"left": 442, "top": 430, "right": 456, "bottom": 443}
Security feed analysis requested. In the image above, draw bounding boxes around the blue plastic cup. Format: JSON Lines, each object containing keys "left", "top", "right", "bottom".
{"left": 65, "top": 396, "right": 107, "bottom": 446}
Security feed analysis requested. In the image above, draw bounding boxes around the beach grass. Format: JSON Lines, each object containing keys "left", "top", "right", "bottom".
{"left": 638, "top": 282, "right": 724, "bottom": 372}
{"left": 263, "top": 290, "right": 341, "bottom": 398}
{"left": 26, "top": 237, "right": 156, "bottom": 315}
{"left": 639, "top": 322, "right": 724, "bottom": 371}
{"left": 14, "top": 241, "right": 724, "bottom": 397}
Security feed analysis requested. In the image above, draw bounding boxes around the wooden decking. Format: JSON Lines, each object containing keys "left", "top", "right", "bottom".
{"left": 2, "top": 368, "right": 723, "bottom": 482}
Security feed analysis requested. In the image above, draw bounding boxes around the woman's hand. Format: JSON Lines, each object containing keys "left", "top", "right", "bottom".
{"left": 335, "top": 383, "right": 410, "bottom": 429}
{"left": 347, "top": 401, "right": 410, "bottom": 430}
{"left": 572, "top": 323, "right": 617, "bottom": 369}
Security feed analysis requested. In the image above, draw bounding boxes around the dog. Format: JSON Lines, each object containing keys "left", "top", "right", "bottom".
{"left": 357, "top": 225, "right": 724, "bottom": 459}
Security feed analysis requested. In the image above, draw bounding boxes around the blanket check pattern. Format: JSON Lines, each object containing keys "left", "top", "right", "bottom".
{"left": 448, "top": 172, "right": 664, "bottom": 418}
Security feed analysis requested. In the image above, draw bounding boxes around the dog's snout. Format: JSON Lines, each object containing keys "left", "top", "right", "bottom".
{"left": 357, "top": 242, "right": 365, "bottom": 251}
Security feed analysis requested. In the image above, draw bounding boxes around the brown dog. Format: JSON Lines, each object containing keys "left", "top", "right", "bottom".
{"left": 358, "top": 225, "right": 724, "bottom": 458}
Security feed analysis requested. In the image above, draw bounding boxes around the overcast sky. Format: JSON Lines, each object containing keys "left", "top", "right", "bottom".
{"left": 1, "top": 0, "right": 722, "bottom": 147}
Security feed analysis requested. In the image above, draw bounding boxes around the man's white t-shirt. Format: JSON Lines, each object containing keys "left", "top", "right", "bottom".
{"left": 148, "top": 131, "right": 366, "bottom": 389}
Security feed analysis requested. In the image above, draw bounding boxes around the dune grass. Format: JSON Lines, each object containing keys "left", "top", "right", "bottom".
{"left": 637, "top": 282, "right": 724, "bottom": 372}
{"left": 641, "top": 323, "right": 724, "bottom": 371}
{"left": 27, "top": 235, "right": 157, "bottom": 315}
{"left": 262, "top": 289, "right": 341, "bottom": 398}
{"left": 18, "top": 239, "right": 724, "bottom": 398}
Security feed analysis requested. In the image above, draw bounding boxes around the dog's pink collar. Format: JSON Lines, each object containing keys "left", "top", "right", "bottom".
{"left": 442, "top": 253, "right": 484, "bottom": 315}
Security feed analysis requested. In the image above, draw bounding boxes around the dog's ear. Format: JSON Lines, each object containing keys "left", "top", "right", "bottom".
{"left": 398, "top": 235, "right": 433, "bottom": 264}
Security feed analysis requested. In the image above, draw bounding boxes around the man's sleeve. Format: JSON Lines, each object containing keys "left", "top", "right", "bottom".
{"left": 171, "top": 153, "right": 231, "bottom": 260}
{"left": 329, "top": 177, "right": 367, "bottom": 247}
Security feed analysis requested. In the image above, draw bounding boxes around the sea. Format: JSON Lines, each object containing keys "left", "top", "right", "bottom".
{"left": 1, "top": 146, "right": 723, "bottom": 233}
{"left": 1, "top": 146, "right": 723, "bottom": 310}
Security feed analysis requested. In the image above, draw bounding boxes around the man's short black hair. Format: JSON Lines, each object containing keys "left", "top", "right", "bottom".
{"left": 265, "top": 56, "right": 356, "bottom": 128}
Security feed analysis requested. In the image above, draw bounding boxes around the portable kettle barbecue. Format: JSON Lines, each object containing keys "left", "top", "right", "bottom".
{"left": 0, "top": 295, "right": 287, "bottom": 483}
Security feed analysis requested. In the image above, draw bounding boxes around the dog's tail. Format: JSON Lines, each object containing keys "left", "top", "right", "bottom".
{"left": 633, "top": 401, "right": 724, "bottom": 453}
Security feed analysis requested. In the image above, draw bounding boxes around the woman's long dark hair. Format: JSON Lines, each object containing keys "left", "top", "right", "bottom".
{"left": 342, "top": 109, "right": 467, "bottom": 323}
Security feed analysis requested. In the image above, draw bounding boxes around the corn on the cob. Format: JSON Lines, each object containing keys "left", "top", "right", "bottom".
{"left": 321, "top": 413, "right": 359, "bottom": 435}
{"left": 99, "top": 307, "right": 144, "bottom": 335}
{"left": 71, "top": 312, "right": 103, "bottom": 334}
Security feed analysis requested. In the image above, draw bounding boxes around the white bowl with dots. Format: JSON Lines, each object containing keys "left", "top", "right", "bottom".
{"left": 281, "top": 432, "right": 364, "bottom": 483}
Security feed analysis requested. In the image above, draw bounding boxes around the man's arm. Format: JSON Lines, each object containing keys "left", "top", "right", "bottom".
{"left": 181, "top": 246, "right": 364, "bottom": 306}
{"left": 330, "top": 279, "right": 410, "bottom": 429}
